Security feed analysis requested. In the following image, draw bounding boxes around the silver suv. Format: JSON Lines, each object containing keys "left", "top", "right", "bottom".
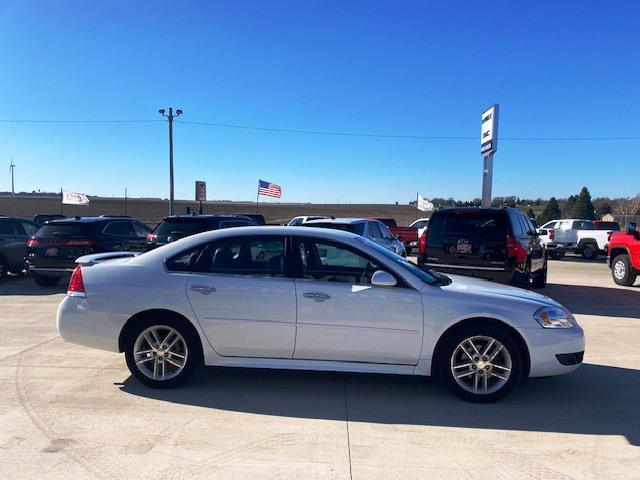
{"left": 302, "top": 218, "right": 407, "bottom": 256}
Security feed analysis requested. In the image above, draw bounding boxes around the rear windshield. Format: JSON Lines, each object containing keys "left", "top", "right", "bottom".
{"left": 427, "top": 212, "right": 507, "bottom": 243}
{"left": 306, "top": 222, "right": 365, "bottom": 235}
{"left": 595, "top": 222, "right": 620, "bottom": 231}
{"left": 36, "top": 223, "right": 96, "bottom": 237}
{"left": 154, "top": 219, "right": 210, "bottom": 236}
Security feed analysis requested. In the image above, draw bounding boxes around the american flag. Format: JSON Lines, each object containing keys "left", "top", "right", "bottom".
{"left": 258, "top": 179, "right": 282, "bottom": 198}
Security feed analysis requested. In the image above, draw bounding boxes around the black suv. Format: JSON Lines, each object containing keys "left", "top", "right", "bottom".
{"left": 26, "top": 216, "right": 152, "bottom": 286}
{"left": 146, "top": 214, "right": 257, "bottom": 250}
{"left": 0, "top": 216, "right": 40, "bottom": 280}
{"left": 417, "top": 207, "right": 547, "bottom": 287}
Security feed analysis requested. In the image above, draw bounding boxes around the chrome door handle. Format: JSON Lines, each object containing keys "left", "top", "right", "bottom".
{"left": 303, "top": 292, "right": 331, "bottom": 302}
{"left": 190, "top": 285, "right": 217, "bottom": 295}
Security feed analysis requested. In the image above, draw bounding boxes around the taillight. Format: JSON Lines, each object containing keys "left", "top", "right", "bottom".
{"left": 27, "top": 238, "right": 39, "bottom": 247}
{"left": 68, "top": 266, "right": 86, "bottom": 298}
{"left": 418, "top": 231, "right": 427, "bottom": 254}
{"left": 146, "top": 233, "right": 156, "bottom": 242}
{"left": 66, "top": 239, "right": 96, "bottom": 247}
{"left": 507, "top": 234, "right": 527, "bottom": 264}
{"left": 549, "top": 229, "right": 555, "bottom": 241}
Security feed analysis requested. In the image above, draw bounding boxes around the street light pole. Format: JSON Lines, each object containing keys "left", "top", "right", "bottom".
{"left": 159, "top": 107, "right": 182, "bottom": 215}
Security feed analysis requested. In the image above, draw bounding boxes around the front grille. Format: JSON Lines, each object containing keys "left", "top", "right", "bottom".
{"left": 556, "top": 351, "right": 584, "bottom": 366}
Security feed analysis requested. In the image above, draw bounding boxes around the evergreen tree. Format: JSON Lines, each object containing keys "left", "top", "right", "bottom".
{"left": 572, "top": 187, "right": 596, "bottom": 219}
{"left": 526, "top": 208, "right": 536, "bottom": 219}
{"left": 539, "top": 197, "right": 561, "bottom": 224}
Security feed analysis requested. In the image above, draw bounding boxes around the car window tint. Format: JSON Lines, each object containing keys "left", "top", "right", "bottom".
{"left": 368, "top": 222, "right": 383, "bottom": 239}
{"left": 166, "top": 246, "right": 205, "bottom": 272}
{"left": 0, "top": 219, "right": 16, "bottom": 235}
{"left": 543, "top": 221, "right": 557, "bottom": 229}
{"left": 378, "top": 222, "right": 393, "bottom": 240}
{"left": 207, "top": 236, "right": 284, "bottom": 276}
{"left": 579, "top": 221, "right": 594, "bottom": 230}
{"left": 36, "top": 223, "right": 94, "bottom": 237}
{"left": 427, "top": 212, "right": 507, "bottom": 245}
{"left": 219, "top": 220, "right": 250, "bottom": 229}
{"left": 289, "top": 218, "right": 302, "bottom": 226}
{"left": 298, "top": 239, "right": 385, "bottom": 285}
{"left": 154, "top": 219, "right": 208, "bottom": 236}
{"left": 21, "top": 221, "right": 39, "bottom": 235}
{"left": 132, "top": 222, "right": 151, "bottom": 238}
{"left": 104, "top": 222, "right": 134, "bottom": 236}
{"left": 412, "top": 220, "right": 428, "bottom": 229}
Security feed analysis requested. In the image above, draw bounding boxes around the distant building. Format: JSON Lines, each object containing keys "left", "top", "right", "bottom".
{"left": 601, "top": 213, "right": 615, "bottom": 222}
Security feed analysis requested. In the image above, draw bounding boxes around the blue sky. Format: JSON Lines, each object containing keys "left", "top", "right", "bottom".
{"left": 1, "top": 0, "right": 639, "bottom": 203}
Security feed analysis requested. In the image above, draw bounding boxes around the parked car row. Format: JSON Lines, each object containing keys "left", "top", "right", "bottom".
{"left": 537, "top": 219, "right": 620, "bottom": 260}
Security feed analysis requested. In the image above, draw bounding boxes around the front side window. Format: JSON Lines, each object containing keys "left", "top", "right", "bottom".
{"left": 207, "top": 236, "right": 285, "bottom": 277}
{"left": 132, "top": 222, "right": 151, "bottom": 238}
{"left": 367, "top": 222, "right": 383, "bottom": 239}
{"left": 297, "top": 238, "right": 387, "bottom": 285}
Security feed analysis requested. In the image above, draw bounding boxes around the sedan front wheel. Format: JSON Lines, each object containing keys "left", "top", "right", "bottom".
{"left": 438, "top": 324, "right": 523, "bottom": 402}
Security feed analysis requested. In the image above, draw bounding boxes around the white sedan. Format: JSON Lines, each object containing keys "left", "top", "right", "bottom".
{"left": 57, "top": 226, "right": 584, "bottom": 402}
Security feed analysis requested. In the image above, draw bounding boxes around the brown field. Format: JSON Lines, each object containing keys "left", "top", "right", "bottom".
{"left": 0, "top": 195, "right": 428, "bottom": 227}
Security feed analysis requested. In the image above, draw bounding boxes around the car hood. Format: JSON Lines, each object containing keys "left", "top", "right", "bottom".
{"left": 440, "top": 274, "right": 561, "bottom": 308}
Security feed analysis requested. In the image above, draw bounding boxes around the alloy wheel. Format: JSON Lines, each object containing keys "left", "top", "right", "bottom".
{"left": 450, "top": 335, "right": 513, "bottom": 395}
{"left": 614, "top": 260, "right": 626, "bottom": 280}
{"left": 133, "top": 326, "right": 188, "bottom": 381}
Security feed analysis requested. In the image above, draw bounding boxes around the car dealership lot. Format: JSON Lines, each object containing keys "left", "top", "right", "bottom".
{"left": 1, "top": 258, "right": 639, "bottom": 480}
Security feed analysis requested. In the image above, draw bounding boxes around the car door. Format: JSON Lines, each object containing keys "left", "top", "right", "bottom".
{"left": 185, "top": 235, "right": 296, "bottom": 358}
{"left": 292, "top": 237, "right": 423, "bottom": 365}
{"left": 0, "top": 219, "right": 34, "bottom": 271}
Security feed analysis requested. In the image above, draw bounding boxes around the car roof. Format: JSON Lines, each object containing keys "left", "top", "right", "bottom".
{"left": 47, "top": 216, "right": 133, "bottom": 224}
{"left": 304, "top": 217, "right": 366, "bottom": 225}
{"left": 436, "top": 207, "right": 519, "bottom": 214}
{"left": 162, "top": 214, "right": 250, "bottom": 221}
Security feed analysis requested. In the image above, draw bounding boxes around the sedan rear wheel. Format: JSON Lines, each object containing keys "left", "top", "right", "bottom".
{"left": 125, "top": 318, "right": 200, "bottom": 388}
{"left": 439, "top": 325, "right": 523, "bottom": 402}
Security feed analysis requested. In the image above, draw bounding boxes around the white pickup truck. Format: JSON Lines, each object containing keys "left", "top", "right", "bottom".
{"left": 547, "top": 219, "right": 615, "bottom": 260}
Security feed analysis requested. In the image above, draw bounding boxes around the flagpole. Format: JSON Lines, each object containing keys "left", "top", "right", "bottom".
{"left": 256, "top": 179, "right": 259, "bottom": 214}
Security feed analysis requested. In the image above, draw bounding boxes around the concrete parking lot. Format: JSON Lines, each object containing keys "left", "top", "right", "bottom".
{"left": 1, "top": 258, "right": 639, "bottom": 480}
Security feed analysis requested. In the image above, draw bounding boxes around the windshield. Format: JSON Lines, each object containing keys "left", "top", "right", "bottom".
{"left": 356, "top": 236, "right": 441, "bottom": 285}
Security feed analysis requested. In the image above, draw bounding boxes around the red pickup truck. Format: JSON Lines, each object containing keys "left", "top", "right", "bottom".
{"left": 608, "top": 222, "right": 640, "bottom": 286}
{"left": 376, "top": 218, "right": 419, "bottom": 254}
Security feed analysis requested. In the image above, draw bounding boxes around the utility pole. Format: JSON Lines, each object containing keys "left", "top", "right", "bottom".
{"left": 9, "top": 158, "right": 15, "bottom": 194}
{"left": 158, "top": 108, "right": 182, "bottom": 215}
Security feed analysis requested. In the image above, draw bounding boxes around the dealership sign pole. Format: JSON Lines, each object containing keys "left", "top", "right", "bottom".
{"left": 195, "top": 180, "right": 206, "bottom": 214}
{"left": 481, "top": 104, "right": 499, "bottom": 207}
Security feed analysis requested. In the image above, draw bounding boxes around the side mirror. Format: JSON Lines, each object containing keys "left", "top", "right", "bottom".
{"left": 627, "top": 223, "right": 637, "bottom": 235}
{"left": 371, "top": 270, "right": 397, "bottom": 287}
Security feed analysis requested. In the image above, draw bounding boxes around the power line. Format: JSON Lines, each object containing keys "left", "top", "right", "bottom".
{"left": 1, "top": 118, "right": 640, "bottom": 141}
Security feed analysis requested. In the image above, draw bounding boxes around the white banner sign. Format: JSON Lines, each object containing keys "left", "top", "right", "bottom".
{"left": 481, "top": 104, "right": 499, "bottom": 157}
{"left": 62, "top": 190, "right": 90, "bottom": 205}
{"left": 417, "top": 194, "right": 434, "bottom": 212}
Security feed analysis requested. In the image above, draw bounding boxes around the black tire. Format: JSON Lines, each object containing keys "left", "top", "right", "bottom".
{"left": 556, "top": 249, "right": 566, "bottom": 259}
{"left": 581, "top": 243, "right": 598, "bottom": 260}
{"left": 437, "top": 323, "right": 523, "bottom": 403}
{"left": 405, "top": 247, "right": 412, "bottom": 255}
{"left": 124, "top": 315, "right": 202, "bottom": 389}
{"left": 531, "top": 262, "right": 547, "bottom": 288}
{"left": 611, "top": 254, "right": 637, "bottom": 286}
{"left": 33, "top": 274, "right": 61, "bottom": 286}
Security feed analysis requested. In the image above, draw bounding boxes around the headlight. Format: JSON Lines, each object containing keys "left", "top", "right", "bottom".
{"left": 534, "top": 307, "right": 575, "bottom": 329}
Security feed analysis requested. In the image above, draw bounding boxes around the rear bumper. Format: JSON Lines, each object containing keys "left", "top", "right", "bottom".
{"left": 28, "top": 265, "right": 75, "bottom": 276}
{"left": 56, "top": 296, "right": 122, "bottom": 352}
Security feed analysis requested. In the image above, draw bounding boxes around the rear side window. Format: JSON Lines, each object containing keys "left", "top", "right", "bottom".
{"left": 104, "top": 222, "right": 134, "bottom": 236}
{"left": 427, "top": 212, "right": 507, "bottom": 244}
{"left": 0, "top": 219, "right": 17, "bottom": 235}
{"left": 166, "top": 246, "right": 206, "bottom": 272}
{"left": 367, "top": 222, "right": 383, "bottom": 239}
{"left": 154, "top": 219, "right": 208, "bottom": 236}
{"left": 207, "top": 236, "right": 285, "bottom": 276}
{"left": 595, "top": 222, "right": 620, "bottom": 231}
{"left": 132, "top": 222, "right": 151, "bottom": 238}
{"left": 36, "top": 223, "right": 95, "bottom": 237}
{"left": 573, "top": 220, "right": 594, "bottom": 230}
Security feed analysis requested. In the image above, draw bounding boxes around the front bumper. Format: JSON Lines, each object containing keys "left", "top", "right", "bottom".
{"left": 521, "top": 324, "right": 585, "bottom": 377}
